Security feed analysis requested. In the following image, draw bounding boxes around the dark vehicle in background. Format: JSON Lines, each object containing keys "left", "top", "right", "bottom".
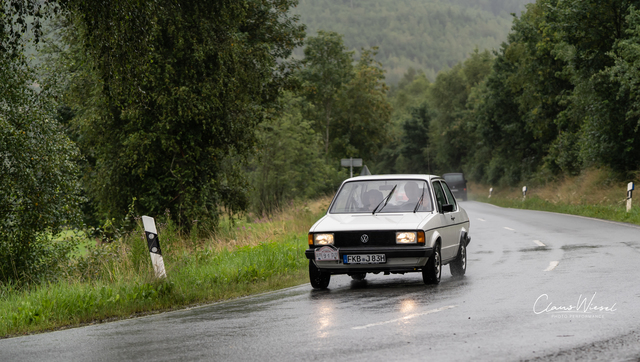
{"left": 442, "top": 173, "right": 467, "bottom": 201}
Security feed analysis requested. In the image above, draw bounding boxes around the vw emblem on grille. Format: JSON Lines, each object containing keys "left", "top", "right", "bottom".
{"left": 360, "top": 234, "right": 369, "bottom": 243}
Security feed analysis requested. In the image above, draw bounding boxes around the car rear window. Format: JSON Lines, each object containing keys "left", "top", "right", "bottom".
{"left": 444, "top": 174, "right": 464, "bottom": 182}
{"left": 330, "top": 180, "right": 433, "bottom": 214}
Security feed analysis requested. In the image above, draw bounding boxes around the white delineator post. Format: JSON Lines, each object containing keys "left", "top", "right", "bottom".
{"left": 522, "top": 186, "right": 528, "bottom": 201}
{"left": 627, "top": 182, "right": 634, "bottom": 213}
{"left": 489, "top": 187, "right": 493, "bottom": 198}
{"left": 142, "top": 216, "right": 167, "bottom": 278}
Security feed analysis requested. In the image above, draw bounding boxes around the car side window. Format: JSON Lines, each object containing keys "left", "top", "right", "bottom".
{"left": 441, "top": 181, "right": 458, "bottom": 210}
{"left": 432, "top": 181, "right": 447, "bottom": 213}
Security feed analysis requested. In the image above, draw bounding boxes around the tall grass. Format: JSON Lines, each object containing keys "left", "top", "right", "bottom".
{"left": 474, "top": 194, "right": 640, "bottom": 225}
{"left": 470, "top": 168, "right": 640, "bottom": 226}
{"left": 0, "top": 197, "right": 332, "bottom": 337}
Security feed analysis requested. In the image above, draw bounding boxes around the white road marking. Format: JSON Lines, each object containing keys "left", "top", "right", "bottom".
{"left": 352, "top": 305, "right": 456, "bottom": 330}
{"left": 504, "top": 227, "right": 515, "bottom": 231}
{"left": 477, "top": 218, "right": 486, "bottom": 222}
{"left": 533, "top": 240, "right": 546, "bottom": 247}
{"left": 544, "top": 261, "right": 559, "bottom": 272}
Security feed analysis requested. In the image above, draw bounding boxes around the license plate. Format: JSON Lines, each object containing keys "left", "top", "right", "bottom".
{"left": 315, "top": 246, "right": 339, "bottom": 261}
{"left": 343, "top": 254, "right": 386, "bottom": 264}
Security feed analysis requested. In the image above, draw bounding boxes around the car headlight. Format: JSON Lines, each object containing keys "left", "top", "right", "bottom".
{"left": 396, "top": 232, "right": 417, "bottom": 244}
{"left": 314, "top": 233, "right": 334, "bottom": 246}
{"left": 396, "top": 231, "right": 425, "bottom": 244}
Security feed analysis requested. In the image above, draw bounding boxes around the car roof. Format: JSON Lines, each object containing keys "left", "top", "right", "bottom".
{"left": 343, "top": 174, "right": 442, "bottom": 183}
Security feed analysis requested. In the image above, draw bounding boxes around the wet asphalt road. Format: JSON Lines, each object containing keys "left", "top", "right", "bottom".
{"left": 2, "top": 201, "right": 640, "bottom": 362}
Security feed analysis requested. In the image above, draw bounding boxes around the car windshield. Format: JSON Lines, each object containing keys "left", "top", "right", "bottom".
{"left": 329, "top": 179, "right": 433, "bottom": 214}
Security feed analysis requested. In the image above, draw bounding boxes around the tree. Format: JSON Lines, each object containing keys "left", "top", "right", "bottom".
{"left": 0, "top": 46, "right": 82, "bottom": 283}
{"left": 53, "top": 0, "right": 305, "bottom": 229}
{"left": 299, "top": 30, "right": 354, "bottom": 155}
{"left": 397, "top": 102, "right": 434, "bottom": 174}
{"left": 609, "top": 6, "right": 640, "bottom": 127}
{"left": 247, "top": 93, "right": 343, "bottom": 215}
{"left": 0, "top": 0, "right": 56, "bottom": 59}
{"left": 331, "top": 47, "right": 392, "bottom": 161}
{"left": 550, "top": 0, "right": 640, "bottom": 173}
{"left": 428, "top": 49, "right": 493, "bottom": 174}
{"left": 468, "top": 49, "right": 538, "bottom": 185}
{"left": 374, "top": 68, "right": 431, "bottom": 175}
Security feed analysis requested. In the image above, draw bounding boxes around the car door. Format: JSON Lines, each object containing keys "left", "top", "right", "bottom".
{"left": 440, "top": 180, "right": 463, "bottom": 260}
{"left": 432, "top": 181, "right": 457, "bottom": 261}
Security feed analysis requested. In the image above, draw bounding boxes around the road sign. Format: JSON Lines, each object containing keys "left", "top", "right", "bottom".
{"left": 341, "top": 158, "right": 362, "bottom": 167}
{"left": 341, "top": 158, "right": 363, "bottom": 177}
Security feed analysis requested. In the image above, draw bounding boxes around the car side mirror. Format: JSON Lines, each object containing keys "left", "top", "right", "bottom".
{"left": 442, "top": 204, "right": 454, "bottom": 213}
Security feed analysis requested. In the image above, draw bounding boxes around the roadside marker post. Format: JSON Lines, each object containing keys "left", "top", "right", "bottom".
{"left": 522, "top": 186, "right": 527, "bottom": 201}
{"left": 489, "top": 187, "right": 493, "bottom": 198}
{"left": 142, "top": 216, "right": 167, "bottom": 279}
{"left": 627, "top": 182, "right": 634, "bottom": 212}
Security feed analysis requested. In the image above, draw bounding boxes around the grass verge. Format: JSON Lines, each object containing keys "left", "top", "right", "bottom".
{"left": 473, "top": 194, "right": 640, "bottom": 225}
{"left": 470, "top": 168, "right": 640, "bottom": 226}
{"left": 0, "top": 197, "right": 332, "bottom": 338}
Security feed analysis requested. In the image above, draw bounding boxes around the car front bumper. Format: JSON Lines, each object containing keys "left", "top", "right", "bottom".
{"left": 305, "top": 246, "right": 434, "bottom": 274}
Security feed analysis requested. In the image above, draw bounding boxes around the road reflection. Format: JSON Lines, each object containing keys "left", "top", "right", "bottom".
{"left": 399, "top": 298, "right": 417, "bottom": 314}
{"left": 313, "top": 298, "right": 335, "bottom": 338}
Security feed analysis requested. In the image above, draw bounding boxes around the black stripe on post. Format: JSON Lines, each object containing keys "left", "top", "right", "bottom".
{"left": 145, "top": 232, "right": 162, "bottom": 255}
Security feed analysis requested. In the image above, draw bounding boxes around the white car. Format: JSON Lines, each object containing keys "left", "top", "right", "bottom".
{"left": 306, "top": 174, "right": 471, "bottom": 289}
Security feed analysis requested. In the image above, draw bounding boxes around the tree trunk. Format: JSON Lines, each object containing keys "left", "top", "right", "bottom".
{"left": 324, "top": 100, "right": 332, "bottom": 154}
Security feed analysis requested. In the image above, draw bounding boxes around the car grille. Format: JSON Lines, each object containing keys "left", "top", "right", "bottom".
{"left": 334, "top": 231, "right": 397, "bottom": 247}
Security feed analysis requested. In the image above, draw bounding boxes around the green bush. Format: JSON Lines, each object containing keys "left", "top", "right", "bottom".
{"left": 0, "top": 51, "right": 83, "bottom": 284}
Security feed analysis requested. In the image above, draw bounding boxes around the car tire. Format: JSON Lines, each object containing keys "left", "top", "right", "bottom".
{"left": 309, "top": 260, "right": 331, "bottom": 289}
{"left": 350, "top": 273, "right": 366, "bottom": 281}
{"left": 422, "top": 242, "right": 441, "bottom": 285}
{"left": 450, "top": 240, "right": 467, "bottom": 277}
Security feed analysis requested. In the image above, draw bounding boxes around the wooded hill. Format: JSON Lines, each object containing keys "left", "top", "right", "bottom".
{"left": 292, "top": 0, "right": 532, "bottom": 83}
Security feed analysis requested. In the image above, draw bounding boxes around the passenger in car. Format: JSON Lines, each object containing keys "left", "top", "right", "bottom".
{"left": 364, "top": 189, "right": 383, "bottom": 211}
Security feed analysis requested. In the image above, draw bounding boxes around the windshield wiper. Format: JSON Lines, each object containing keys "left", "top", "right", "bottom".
{"left": 372, "top": 184, "right": 397, "bottom": 215}
{"left": 413, "top": 187, "right": 425, "bottom": 213}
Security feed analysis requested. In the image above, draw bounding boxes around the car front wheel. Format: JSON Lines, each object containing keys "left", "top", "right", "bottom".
{"left": 422, "top": 243, "right": 441, "bottom": 285}
{"left": 450, "top": 241, "right": 467, "bottom": 277}
{"left": 309, "top": 260, "right": 331, "bottom": 289}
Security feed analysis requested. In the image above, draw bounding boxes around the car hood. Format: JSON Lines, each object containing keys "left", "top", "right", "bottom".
{"left": 310, "top": 212, "right": 434, "bottom": 232}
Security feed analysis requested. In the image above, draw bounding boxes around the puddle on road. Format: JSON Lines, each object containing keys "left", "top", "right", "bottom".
{"left": 621, "top": 241, "right": 640, "bottom": 252}
{"left": 519, "top": 246, "right": 550, "bottom": 253}
{"left": 561, "top": 244, "right": 602, "bottom": 251}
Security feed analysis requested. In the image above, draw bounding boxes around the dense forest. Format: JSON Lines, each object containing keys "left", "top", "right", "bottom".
{"left": 397, "top": 0, "right": 640, "bottom": 187}
{"left": 293, "top": 0, "right": 532, "bottom": 83}
{"left": 4, "top": 0, "right": 640, "bottom": 284}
